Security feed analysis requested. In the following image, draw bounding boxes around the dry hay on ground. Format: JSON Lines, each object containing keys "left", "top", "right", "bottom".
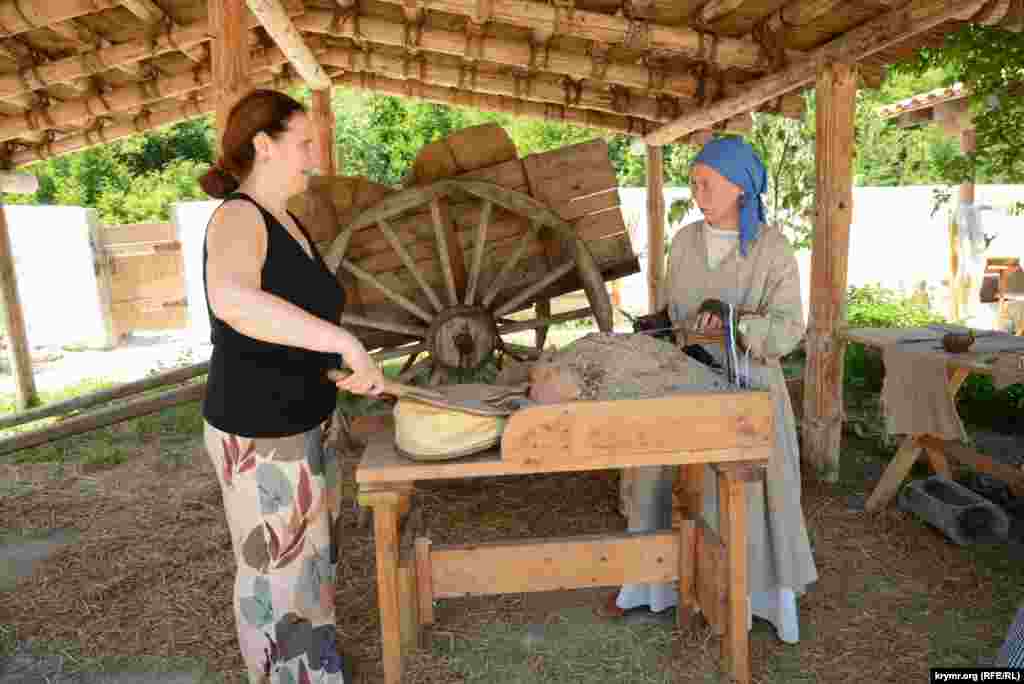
{"left": 0, "top": 421, "right": 1016, "bottom": 683}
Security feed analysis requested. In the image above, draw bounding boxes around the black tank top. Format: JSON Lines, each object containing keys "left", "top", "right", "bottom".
{"left": 202, "top": 192, "right": 345, "bottom": 438}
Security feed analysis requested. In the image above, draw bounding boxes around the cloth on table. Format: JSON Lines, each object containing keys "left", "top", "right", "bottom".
{"left": 881, "top": 346, "right": 966, "bottom": 442}
{"left": 878, "top": 327, "right": 1024, "bottom": 439}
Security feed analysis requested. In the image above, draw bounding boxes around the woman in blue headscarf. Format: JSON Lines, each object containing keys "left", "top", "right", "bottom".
{"left": 600, "top": 136, "right": 817, "bottom": 645}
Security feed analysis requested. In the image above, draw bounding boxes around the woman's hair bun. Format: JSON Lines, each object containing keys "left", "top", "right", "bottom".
{"left": 199, "top": 162, "right": 240, "bottom": 199}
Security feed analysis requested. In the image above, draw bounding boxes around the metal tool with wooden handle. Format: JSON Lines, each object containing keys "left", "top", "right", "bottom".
{"left": 326, "top": 369, "right": 517, "bottom": 416}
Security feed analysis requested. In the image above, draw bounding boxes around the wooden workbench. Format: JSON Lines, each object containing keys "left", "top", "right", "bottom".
{"left": 845, "top": 327, "right": 1024, "bottom": 512}
{"left": 356, "top": 391, "right": 773, "bottom": 684}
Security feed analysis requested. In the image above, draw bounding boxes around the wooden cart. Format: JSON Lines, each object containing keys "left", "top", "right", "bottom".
{"left": 302, "top": 139, "right": 639, "bottom": 382}
{"left": 356, "top": 391, "right": 774, "bottom": 684}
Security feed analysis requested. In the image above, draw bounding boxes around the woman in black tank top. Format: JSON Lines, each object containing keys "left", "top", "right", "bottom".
{"left": 199, "top": 90, "right": 382, "bottom": 684}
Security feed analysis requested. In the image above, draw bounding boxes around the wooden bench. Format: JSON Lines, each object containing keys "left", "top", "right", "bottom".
{"left": 355, "top": 392, "right": 773, "bottom": 684}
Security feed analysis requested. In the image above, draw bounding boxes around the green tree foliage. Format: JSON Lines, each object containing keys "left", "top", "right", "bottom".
{"left": 5, "top": 117, "right": 216, "bottom": 223}
{"left": 893, "top": 24, "right": 1024, "bottom": 187}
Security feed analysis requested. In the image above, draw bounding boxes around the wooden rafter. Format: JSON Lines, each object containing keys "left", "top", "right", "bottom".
{"left": 0, "top": 6, "right": 305, "bottom": 103}
{"left": 372, "top": 0, "right": 781, "bottom": 72}
{"left": 0, "top": 0, "right": 119, "bottom": 39}
{"left": 245, "top": 0, "right": 329, "bottom": 89}
{"left": 0, "top": 45, "right": 289, "bottom": 143}
{"left": 296, "top": 9, "right": 707, "bottom": 102}
{"left": 8, "top": 65, "right": 303, "bottom": 166}
{"left": 643, "top": 0, "right": 989, "bottom": 145}
{"left": 316, "top": 44, "right": 802, "bottom": 125}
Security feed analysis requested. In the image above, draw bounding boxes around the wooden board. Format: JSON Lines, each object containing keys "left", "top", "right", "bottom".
{"left": 696, "top": 522, "right": 728, "bottom": 636}
{"left": 500, "top": 392, "right": 774, "bottom": 468}
{"left": 357, "top": 395, "right": 772, "bottom": 485}
{"left": 102, "top": 222, "right": 188, "bottom": 337}
{"left": 429, "top": 531, "right": 680, "bottom": 598}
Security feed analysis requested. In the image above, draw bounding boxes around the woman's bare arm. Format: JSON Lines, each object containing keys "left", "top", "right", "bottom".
{"left": 205, "top": 200, "right": 382, "bottom": 393}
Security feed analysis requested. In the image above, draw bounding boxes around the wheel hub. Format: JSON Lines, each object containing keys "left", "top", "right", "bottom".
{"left": 426, "top": 306, "right": 499, "bottom": 370}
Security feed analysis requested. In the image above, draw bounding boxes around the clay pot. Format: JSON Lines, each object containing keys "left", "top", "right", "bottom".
{"left": 942, "top": 330, "right": 975, "bottom": 353}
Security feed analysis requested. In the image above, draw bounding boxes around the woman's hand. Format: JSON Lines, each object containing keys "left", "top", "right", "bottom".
{"left": 695, "top": 311, "right": 724, "bottom": 331}
{"left": 334, "top": 346, "right": 386, "bottom": 396}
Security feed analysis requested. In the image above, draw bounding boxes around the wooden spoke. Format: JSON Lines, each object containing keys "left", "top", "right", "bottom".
{"left": 493, "top": 260, "right": 577, "bottom": 318}
{"left": 400, "top": 351, "right": 422, "bottom": 375}
{"left": 459, "top": 180, "right": 567, "bottom": 232}
{"left": 324, "top": 226, "right": 356, "bottom": 271}
{"left": 339, "top": 258, "right": 434, "bottom": 324}
{"left": 372, "top": 343, "right": 426, "bottom": 362}
{"left": 502, "top": 342, "right": 543, "bottom": 360}
{"left": 464, "top": 199, "right": 492, "bottom": 305}
{"left": 347, "top": 181, "right": 454, "bottom": 232}
{"left": 480, "top": 222, "right": 541, "bottom": 309}
{"left": 377, "top": 218, "right": 444, "bottom": 313}
{"left": 340, "top": 313, "right": 427, "bottom": 338}
{"left": 534, "top": 299, "right": 551, "bottom": 351}
{"left": 430, "top": 197, "right": 464, "bottom": 306}
{"left": 496, "top": 307, "right": 592, "bottom": 335}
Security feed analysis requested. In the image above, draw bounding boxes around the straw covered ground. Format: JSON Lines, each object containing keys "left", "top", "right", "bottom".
{"left": 1, "top": 402, "right": 1022, "bottom": 683}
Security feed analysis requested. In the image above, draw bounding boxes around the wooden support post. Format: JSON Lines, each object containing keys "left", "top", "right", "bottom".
{"left": 802, "top": 62, "right": 857, "bottom": 482}
{"left": 398, "top": 561, "right": 420, "bottom": 654}
{"left": 86, "top": 211, "right": 117, "bottom": 350}
{"left": 959, "top": 128, "right": 976, "bottom": 205}
{"left": 0, "top": 203, "right": 37, "bottom": 409}
{"left": 646, "top": 144, "right": 665, "bottom": 314}
{"left": 310, "top": 89, "right": 336, "bottom": 176}
{"left": 358, "top": 489, "right": 411, "bottom": 684}
{"left": 211, "top": 0, "right": 252, "bottom": 152}
{"left": 719, "top": 471, "right": 749, "bottom": 684}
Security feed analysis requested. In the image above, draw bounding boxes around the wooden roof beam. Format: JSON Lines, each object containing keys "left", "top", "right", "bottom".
{"left": 118, "top": 0, "right": 207, "bottom": 63}
{"left": 698, "top": 0, "right": 746, "bottom": 24}
{"left": 244, "top": 0, "right": 329, "bottom": 89}
{"left": 0, "top": 0, "right": 120, "bottom": 40}
{"left": 330, "top": 70, "right": 753, "bottom": 141}
{"left": 10, "top": 65, "right": 301, "bottom": 166}
{"left": 371, "top": 0, "right": 777, "bottom": 72}
{"left": 296, "top": 9, "right": 704, "bottom": 101}
{"left": 316, "top": 43, "right": 803, "bottom": 123}
{"left": 0, "top": 4, "right": 304, "bottom": 102}
{"left": 0, "top": 44, "right": 291, "bottom": 143}
{"left": 643, "top": 0, "right": 988, "bottom": 145}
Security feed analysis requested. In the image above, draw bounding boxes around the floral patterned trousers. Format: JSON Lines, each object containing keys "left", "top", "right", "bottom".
{"left": 205, "top": 420, "right": 349, "bottom": 684}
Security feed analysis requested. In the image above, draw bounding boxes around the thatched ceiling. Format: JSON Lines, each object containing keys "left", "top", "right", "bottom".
{"left": 0, "top": 0, "right": 1019, "bottom": 167}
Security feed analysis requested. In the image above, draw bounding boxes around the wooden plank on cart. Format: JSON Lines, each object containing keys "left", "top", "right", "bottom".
{"left": 429, "top": 531, "right": 680, "bottom": 598}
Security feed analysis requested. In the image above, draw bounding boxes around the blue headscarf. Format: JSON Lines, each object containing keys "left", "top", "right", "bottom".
{"left": 692, "top": 136, "right": 767, "bottom": 257}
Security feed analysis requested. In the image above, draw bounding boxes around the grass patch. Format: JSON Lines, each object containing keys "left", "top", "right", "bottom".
{"left": 0, "top": 634, "right": 227, "bottom": 683}
{"left": 433, "top": 606, "right": 675, "bottom": 683}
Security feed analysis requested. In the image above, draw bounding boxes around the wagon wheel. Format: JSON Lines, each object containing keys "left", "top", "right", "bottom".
{"left": 323, "top": 179, "right": 614, "bottom": 382}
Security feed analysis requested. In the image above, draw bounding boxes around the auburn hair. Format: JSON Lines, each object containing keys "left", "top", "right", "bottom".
{"left": 199, "top": 89, "right": 306, "bottom": 198}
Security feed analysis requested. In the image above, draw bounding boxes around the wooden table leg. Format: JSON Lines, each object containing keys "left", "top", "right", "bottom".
{"left": 719, "top": 471, "right": 749, "bottom": 684}
{"left": 362, "top": 489, "right": 411, "bottom": 684}
{"left": 865, "top": 365, "right": 971, "bottom": 512}
{"left": 864, "top": 436, "right": 922, "bottom": 513}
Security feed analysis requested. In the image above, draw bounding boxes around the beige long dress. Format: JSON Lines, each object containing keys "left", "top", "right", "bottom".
{"left": 616, "top": 220, "right": 817, "bottom": 641}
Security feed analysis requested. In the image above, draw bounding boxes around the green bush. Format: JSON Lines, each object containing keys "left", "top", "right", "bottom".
{"left": 844, "top": 284, "right": 945, "bottom": 392}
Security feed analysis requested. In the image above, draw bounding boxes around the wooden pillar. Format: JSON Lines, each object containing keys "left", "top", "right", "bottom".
{"left": 645, "top": 144, "right": 665, "bottom": 313}
{"left": 211, "top": 0, "right": 252, "bottom": 152}
{"left": 951, "top": 127, "right": 976, "bottom": 321}
{"left": 802, "top": 62, "right": 857, "bottom": 482}
{"left": 0, "top": 203, "right": 37, "bottom": 409}
{"left": 959, "top": 128, "right": 976, "bottom": 204}
{"left": 310, "top": 89, "right": 336, "bottom": 176}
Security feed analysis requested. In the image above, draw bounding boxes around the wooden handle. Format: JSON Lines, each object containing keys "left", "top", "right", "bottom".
{"left": 326, "top": 368, "right": 445, "bottom": 400}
